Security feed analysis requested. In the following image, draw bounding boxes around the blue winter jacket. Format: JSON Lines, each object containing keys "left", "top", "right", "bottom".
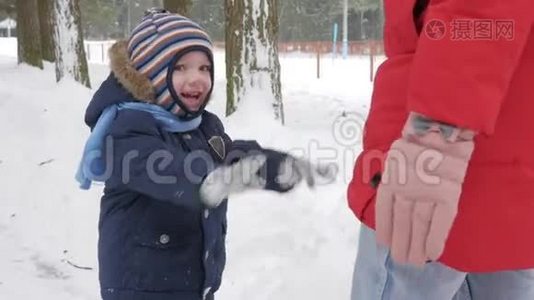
{"left": 85, "top": 74, "right": 288, "bottom": 300}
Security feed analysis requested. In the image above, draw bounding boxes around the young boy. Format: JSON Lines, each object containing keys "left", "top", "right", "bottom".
{"left": 76, "top": 10, "right": 332, "bottom": 300}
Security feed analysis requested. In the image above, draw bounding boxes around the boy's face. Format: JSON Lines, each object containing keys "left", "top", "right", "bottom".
{"left": 171, "top": 51, "right": 212, "bottom": 112}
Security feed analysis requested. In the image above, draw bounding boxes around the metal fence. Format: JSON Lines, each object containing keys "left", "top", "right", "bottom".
{"left": 85, "top": 40, "right": 384, "bottom": 64}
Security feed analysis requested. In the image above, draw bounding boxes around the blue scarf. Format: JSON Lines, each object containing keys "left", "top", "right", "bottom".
{"left": 75, "top": 102, "right": 202, "bottom": 190}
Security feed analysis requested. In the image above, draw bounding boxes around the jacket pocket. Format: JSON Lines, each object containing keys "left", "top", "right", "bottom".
{"left": 127, "top": 229, "right": 204, "bottom": 292}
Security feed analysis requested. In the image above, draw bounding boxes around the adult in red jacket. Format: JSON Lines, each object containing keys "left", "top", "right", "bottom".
{"left": 349, "top": 0, "right": 534, "bottom": 299}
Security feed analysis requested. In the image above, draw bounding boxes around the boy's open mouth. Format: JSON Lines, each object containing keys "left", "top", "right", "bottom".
{"left": 181, "top": 92, "right": 202, "bottom": 100}
{"left": 180, "top": 91, "right": 204, "bottom": 110}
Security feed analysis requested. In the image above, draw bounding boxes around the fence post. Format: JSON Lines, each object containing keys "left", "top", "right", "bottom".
{"left": 85, "top": 43, "right": 91, "bottom": 63}
{"left": 316, "top": 43, "right": 321, "bottom": 79}
{"left": 332, "top": 23, "right": 338, "bottom": 59}
{"left": 101, "top": 43, "right": 105, "bottom": 64}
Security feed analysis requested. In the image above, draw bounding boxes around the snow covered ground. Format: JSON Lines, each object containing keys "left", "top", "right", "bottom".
{"left": 0, "top": 37, "right": 381, "bottom": 299}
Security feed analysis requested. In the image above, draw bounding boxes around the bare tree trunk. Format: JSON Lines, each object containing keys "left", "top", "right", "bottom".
{"left": 16, "top": 0, "right": 43, "bottom": 69}
{"left": 163, "top": 0, "right": 192, "bottom": 16}
{"left": 265, "top": 0, "right": 284, "bottom": 123}
{"left": 225, "top": 0, "right": 284, "bottom": 124}
{"left": 225, "top": 0, "right": 244, "bottom": 116}
{"left": 39, "top": 0, "right": 55, "bottom": 62}
{"left": 53, "top": 0, "right": 90, "bottom": 88}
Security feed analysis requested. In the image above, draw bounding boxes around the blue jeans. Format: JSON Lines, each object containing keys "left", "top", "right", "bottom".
{"left": 351, "top": 225, "right": 534, "bottom": 300}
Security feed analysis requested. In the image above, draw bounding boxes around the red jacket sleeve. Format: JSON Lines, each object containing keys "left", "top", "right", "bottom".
{"left": 407, "top": 0, "right": 533, "bottom": 135}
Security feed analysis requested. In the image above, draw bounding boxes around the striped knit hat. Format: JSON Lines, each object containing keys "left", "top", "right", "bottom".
{"left": 127, "top": 11, "right": 214, "bottom": 119}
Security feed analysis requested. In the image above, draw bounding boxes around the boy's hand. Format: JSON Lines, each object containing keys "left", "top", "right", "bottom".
{"left": 273, "top": 154, "right": 337, "bottom": 192}
{"left": 200, "top": 154, "right": 267, "bottom": 208}
{"left": 199, "top": 151, "right": 337, "bottom": 208}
